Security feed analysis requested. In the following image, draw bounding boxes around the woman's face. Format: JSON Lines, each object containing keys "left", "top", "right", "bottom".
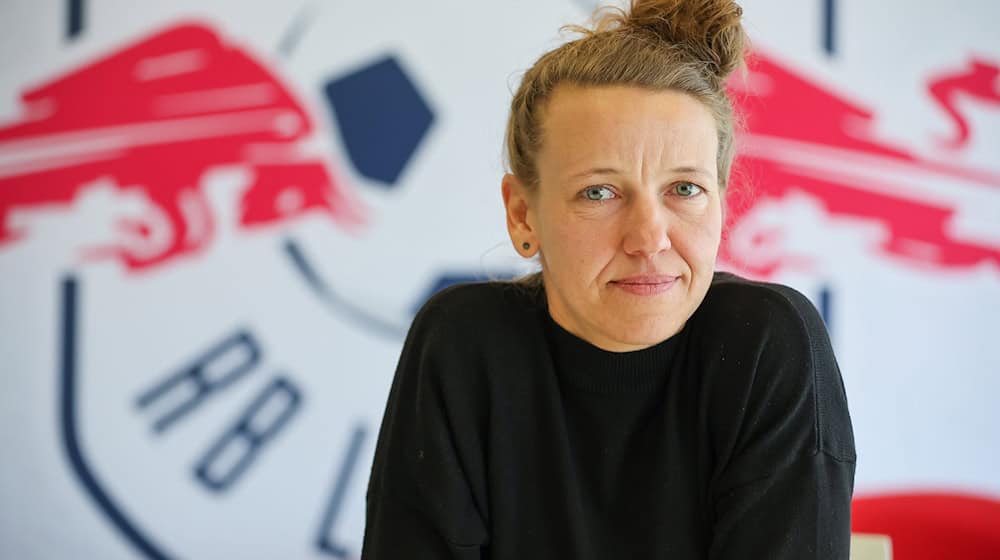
{"left": 504, "top": 85, "right": 723, "bottom": 352}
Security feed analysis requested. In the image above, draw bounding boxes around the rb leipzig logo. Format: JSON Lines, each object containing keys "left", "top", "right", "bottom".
{"left": 2, "top": 19, "right": 438, "bottom": 559}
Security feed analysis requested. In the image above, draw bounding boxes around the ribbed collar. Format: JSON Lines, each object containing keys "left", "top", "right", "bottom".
{"left": 539, "top": 302, "right": 682, "bottom": 394}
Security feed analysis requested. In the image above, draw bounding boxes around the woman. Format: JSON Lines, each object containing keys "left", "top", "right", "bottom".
{"left": 362, "top": 0, "right": 856, "bottom": 558}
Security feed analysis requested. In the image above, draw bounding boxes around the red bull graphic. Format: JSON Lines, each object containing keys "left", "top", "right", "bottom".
{"left": 929, "top": 58, "right": 1000, "bottom": 150}
{"left": 0, "top": 23, "right": 364, "bottom": 271}
{"left": 722, "top": 53, "right": 1000, "bottom": 278}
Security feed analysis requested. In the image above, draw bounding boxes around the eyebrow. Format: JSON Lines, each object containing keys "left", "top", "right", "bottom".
{"left": 568, "top": 165, "right": 712, "bottom": 181}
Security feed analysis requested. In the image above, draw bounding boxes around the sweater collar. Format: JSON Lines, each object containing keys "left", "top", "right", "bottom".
{"left": 540, "top": 304, "right": 682, "bottom": 394}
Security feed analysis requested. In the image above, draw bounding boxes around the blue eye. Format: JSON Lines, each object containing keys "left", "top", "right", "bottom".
{"left": 583, "top": 185, "right": 615, "bottom": 201}
{"left": 674, "top": 182, "right": 703, "bottom": 197}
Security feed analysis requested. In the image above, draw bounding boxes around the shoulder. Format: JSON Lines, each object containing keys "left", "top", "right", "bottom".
{"left": 691, "top": 272, "right": 832, "bottom": 384}
{"left": 391, "top": 281, "right": 545, "bottom": 417}
{"left": 402, "top": 280, "right": 542, "bottom": 367}
{"left": 693, "top": 271, "right": 855, "bottom": 462}
{"left": 695, "top": 271, "right": 826, "bottom": 342}
{"left": 414, "top": 280, "right": 540, "bottom": 332}
{"left": 688, "top": 271, "right": 834, "bottom": 371}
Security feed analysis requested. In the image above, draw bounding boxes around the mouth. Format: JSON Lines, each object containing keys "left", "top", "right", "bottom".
{"left": 609, "top": 275, "right": 679, "bottom": 296}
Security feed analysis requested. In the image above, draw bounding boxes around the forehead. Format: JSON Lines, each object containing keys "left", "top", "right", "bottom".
{"left": 537, "top": 85, "right": 718, "bottom": 177}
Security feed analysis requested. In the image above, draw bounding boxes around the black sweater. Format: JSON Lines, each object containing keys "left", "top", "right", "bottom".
{"left": 362, "top": 272, "right": 856, "bottom": 559}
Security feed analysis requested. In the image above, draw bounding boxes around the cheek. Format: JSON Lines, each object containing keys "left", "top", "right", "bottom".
{"left": 544, "top": 217, "right": 616, "bottom": 277}
{"left": 689, "top": 209, "right": 723, "bottom": 265}
{"left": 673, "top": 203, "right": 722, "bottom": 263}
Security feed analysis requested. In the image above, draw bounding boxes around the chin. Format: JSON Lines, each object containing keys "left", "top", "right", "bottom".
{"left": 612, "top": 318, "right": 683, "bottom": 348}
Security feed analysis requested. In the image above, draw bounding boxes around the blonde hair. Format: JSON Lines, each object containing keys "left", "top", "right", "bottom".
{"left": 504, "top": 0, "right": 749, "bottom": 289}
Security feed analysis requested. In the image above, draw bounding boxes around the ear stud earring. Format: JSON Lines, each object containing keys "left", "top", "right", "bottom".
{"left": 522, "top": 242, "right": 531, "bottom": 251}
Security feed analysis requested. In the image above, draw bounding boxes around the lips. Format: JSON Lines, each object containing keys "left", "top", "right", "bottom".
{"left": 609, "top": 274, "right": 678, "bottom": 296}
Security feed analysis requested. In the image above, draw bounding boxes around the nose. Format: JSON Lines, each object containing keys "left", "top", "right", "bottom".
{"left": 622, "top": 193, "right": 671, "bottom": 258}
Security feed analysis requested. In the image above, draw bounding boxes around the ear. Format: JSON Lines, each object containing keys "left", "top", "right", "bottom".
{"left": 501, "top": 173, "right": 538, "bottom": 257}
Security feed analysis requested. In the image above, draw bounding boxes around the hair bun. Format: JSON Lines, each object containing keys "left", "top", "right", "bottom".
{"left": 593, "top": 0, "right": 748, "bottom": 82}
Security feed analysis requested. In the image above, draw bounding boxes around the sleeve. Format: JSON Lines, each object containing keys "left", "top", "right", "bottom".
{"left": 707, "top": 286, "right": 857, "bottom": 559}
{"left": 361, "top": 295, "right": 490, "bottom": 560}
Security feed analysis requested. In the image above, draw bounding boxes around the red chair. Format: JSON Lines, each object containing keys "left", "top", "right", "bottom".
{"left": 852, "top": 492, "right": 1000, "bottom": 560}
